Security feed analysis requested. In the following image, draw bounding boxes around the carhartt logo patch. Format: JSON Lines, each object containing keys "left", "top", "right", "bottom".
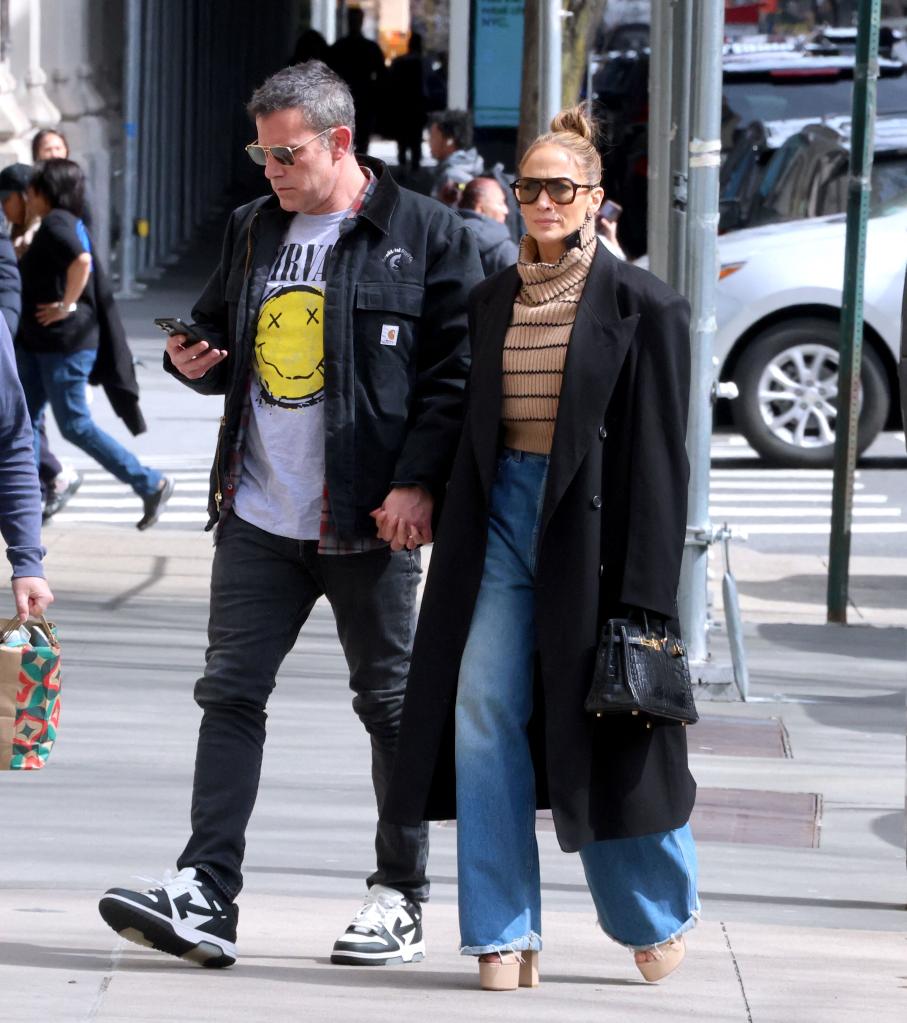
{"left": 383, "top": 247, "right": 414, "bottom": 271}
{"left": 380, "top": 324, "right": 399, "bottom": 346}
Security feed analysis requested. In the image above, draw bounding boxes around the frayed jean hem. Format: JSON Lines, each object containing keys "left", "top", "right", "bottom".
{"left": 460, "top": 932, "right": 543, "bottom": 956}
{"left": 598, "top": 908, "right": 700, "bottom": 953}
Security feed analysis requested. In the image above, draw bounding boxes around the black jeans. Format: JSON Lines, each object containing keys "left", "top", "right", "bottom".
{"left": 177, "top": 512, "right": 430, "bottom": 905}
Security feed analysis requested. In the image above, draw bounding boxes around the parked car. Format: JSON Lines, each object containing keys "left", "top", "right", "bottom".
{"left": 593, "top": 48, "right": 907, "bottom": 256}
{"left": 712, "top": 194, "right": 906, "bottom": 466}
{"left": 720, "top": 116, "right": 907, "bottom": 232}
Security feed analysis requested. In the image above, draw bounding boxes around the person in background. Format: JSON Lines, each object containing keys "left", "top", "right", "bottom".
{"left": 428, "top": 110, "right": 484, "bottom": 204}
{"left": 32, "top": 128, "right": 67, "bottom": 162}
{"left": 0, "top": 162, "right": 82, "bottom": 521}
{"left": 328, "top": 7, "right": 387, "bottom": 154}
{"left": 0, "top": 163, "right": 41, "bottom": 259}
{"left": 289, "top": 27, "right": 330, "bottom": 66}
{"left": 31, "top": 128, "right": 94, "bottom": 231}
{"left": 388, "top": 32, "right": 428, "bottom": 174}
{"left": 15, "top": 159, "right": 171, "bottom": 530}
{"left": 384, "top": 105, "right": 698, "bottom": 991}
{"left": 0, "top": 314, "right": 53, "bottom": 622}
{"left": 457, "top": 177, "right": 518, "bottom": 276}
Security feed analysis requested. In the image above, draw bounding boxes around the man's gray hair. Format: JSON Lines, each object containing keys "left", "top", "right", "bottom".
{"left": 247, "top": 61, "right": 356, "bottom": 146}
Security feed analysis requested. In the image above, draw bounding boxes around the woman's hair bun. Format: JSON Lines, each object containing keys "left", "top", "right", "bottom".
{"left": 550, "top": 104, "right": 596, "bottom": 144}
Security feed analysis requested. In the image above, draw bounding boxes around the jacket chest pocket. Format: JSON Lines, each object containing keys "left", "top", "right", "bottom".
{"left": 354, "top": 281, "right": 424, "bottom": 362}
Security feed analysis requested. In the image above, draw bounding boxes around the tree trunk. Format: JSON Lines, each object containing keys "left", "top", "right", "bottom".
{"left": 518, "top": 0, "right": 541, "bottom": 162}
{"left": 562, "top": 0, "right": 608, "bottom": 109}
{"left": 518, "top": 0, "right": 608, "bottom": 162}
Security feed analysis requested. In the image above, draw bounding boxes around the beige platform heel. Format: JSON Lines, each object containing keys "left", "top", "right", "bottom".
{"left": 635, "top": 937, "right": 685, "bottom": 982}
{"left": 478, "top": 950, "right": 540, "bottom": 990}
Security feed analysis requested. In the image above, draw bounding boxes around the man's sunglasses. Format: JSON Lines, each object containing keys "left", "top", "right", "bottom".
{"left": 509, "top": 177, "right": 598, "bottom": 205}
{"left": 245, "top": 126, "right": 334, "bottom": 166}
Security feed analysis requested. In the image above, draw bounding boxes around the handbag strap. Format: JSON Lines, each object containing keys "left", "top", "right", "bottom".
{"left": 1, "top": 614, "right": 57, "bottom": 647}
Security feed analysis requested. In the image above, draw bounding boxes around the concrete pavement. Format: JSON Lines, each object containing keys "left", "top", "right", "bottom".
{"left": 0, "top": 521, "right": 903, "bottom": 1022}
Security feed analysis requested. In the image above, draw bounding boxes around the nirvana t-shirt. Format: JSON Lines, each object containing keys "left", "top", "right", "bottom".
{"left": 18, "top": 208, "right": 96, "bottom": 354}
{"left": 234, "top": 208, "right": 347, "bottom": 540}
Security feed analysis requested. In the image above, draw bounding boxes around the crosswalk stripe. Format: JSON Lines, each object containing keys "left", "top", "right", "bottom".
{"left": 739, "top": 523, "right": 907, "bottom": 535}
{"left": 709, "top": 506, "right": 900, "bottom": 517}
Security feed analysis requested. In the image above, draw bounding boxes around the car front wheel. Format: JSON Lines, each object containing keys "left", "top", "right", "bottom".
{"left": 732, "top": 318, "right": 889, "bottom": 468}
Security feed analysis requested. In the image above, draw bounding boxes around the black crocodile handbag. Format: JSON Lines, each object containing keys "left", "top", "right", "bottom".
{"left": 584, "top": 614, "right": 698, "bottom": 725}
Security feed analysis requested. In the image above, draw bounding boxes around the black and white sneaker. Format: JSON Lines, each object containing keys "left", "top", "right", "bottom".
{"left": 98, "top": 867, "right": 238, "bottom": 968}
{"left": 330, "top": 885, "right": 425, "bottom": 966}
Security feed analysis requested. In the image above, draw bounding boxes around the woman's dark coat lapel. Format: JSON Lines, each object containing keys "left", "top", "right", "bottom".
{"left": 467, "top": 268, "right": 519, "bottom": 498}
{"left": 540, "top": 244, "right": 639, "bottom": 542}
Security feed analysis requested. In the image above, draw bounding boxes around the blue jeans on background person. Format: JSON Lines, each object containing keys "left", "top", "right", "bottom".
{"left": 455, "top": 448, "right": 700, "bottom": 955}
{"left": 16, "top": 347, "right": 161, "bottom": 498}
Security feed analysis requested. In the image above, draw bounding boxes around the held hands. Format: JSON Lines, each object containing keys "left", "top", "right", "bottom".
{"left": 370, "top": 486, "right": 434, "bottom": 551}
{"left": 11, "top": 577, "right": 54, "bottom": 623}
{"left": 165, "top": 334, "right": 228, "bottom": 381}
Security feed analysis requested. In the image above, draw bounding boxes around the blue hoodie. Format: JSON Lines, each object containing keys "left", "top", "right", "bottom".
{"left": 0, "top": 316, "right": 44, "bottom": 578}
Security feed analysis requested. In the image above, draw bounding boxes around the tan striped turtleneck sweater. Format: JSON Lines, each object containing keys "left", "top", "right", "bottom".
{"left": 501, "top": 214, "right": 597, "bottom": 454}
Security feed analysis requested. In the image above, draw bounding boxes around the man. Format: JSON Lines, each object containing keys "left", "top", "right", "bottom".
{"left": 0, "top": 315, "right": 53, "bottom": 622}
{"left": 0, "top": 163, "right": 40, "bottom": 259}
{"left": 387, "top": 32, "right": 427, "bottom": 174}
{"left": 457, "top": 176, "right": 519, "bottom": 276}
{"left": 328, "top": 7, "right": 387, "bottom": 154}
{"left": 428, "top": 110, "right": 484, "bottom": 204}
{"left": 98, "top": 61, "right": 482, "bottom": 970}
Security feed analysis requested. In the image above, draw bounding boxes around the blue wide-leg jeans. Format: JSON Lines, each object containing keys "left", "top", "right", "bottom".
{"left": 455, "top": 449, "right": 700, "bottom": 956}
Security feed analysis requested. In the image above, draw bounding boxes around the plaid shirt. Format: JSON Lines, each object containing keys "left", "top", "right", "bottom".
{"left": 218, "top": 167, "right": 386, "bottom": 554}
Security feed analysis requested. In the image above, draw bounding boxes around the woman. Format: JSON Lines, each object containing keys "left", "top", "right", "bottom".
{"left": 15, "top": 159, "right": 172, "bottom": 530}
{"left": 32, "top": 128, "right": 69, "bottom": 162}
{"left": 382, "top": 107, "right": 699, "bottom": 989}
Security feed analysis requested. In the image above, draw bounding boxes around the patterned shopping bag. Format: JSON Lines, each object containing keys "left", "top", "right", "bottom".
{"left": 0, "top": 616, "right": 61, "bottom": 770}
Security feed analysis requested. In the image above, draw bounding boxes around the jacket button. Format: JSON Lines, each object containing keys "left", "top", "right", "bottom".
{"left": 599, "top": 564, "right": 604, "bottom": 577}
{"left": 599, "top": 426, "right": 607, "bottom": 439}
{"left": 591, "top": 495, "right": 602, "bottom": 509}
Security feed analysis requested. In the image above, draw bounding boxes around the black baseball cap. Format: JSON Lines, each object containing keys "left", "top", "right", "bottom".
{"left": 0, "top": 163, "right": 33, "bottom": 199}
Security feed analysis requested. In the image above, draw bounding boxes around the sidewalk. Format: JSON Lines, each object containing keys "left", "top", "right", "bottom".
{"left": 1, "top": 524, "right": 902, "bottom": 1022}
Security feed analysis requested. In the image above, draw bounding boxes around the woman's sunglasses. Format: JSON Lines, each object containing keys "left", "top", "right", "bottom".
{"left": 509, "top": 177, "right": 598, "bottom": 205}
{"left": 245, "top": 126, "right": 334, "bottom": 166}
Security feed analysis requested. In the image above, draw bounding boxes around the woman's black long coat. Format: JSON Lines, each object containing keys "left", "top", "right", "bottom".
{"left": 383, "top": 243, "right": 697, "bottom": 851}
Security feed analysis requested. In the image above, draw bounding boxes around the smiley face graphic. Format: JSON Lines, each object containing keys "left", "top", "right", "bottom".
{"left": 254, "top": 285, "right": 325, "bottom": 409}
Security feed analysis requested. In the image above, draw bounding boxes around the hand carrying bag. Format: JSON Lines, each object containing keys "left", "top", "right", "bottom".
{"left": 584, "top": 614, "right": 698, "bottom": 726}
{"left": 0, "top": 615, "right": 62, "bottom": 770}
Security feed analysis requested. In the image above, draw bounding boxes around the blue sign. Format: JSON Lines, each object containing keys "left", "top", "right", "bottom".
{"left": 473, "top": 0, "right": 525, "bottom": 128}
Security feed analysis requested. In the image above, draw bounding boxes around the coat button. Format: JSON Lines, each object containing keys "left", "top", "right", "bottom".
{"left": 591, "top": 495, "right": 602, "bottom": 509}
{"left": 599, "top": 564, "right": 604, "bottom": 577}
{"left": 599, "top": 426, "right": 607, "bottom": 439}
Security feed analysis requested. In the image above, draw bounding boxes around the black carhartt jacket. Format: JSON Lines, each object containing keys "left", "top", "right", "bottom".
{"left": 164, "top": 157, "right": 483, "bottom": 534}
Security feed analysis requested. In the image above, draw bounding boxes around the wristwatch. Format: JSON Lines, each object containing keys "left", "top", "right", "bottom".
{"left": 54, "top": 301, "right": 78, "bottom": 313}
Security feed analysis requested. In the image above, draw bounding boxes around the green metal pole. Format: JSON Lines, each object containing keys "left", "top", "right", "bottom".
{"left": 827, "top": 0, "right": 880, "bottom": 624}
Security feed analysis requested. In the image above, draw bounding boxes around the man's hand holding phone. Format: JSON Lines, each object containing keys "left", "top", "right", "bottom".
{"left": 155, "top": 317, "right": 228, "bottom": 381}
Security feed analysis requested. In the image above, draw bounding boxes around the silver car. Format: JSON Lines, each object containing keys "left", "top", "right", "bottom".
{"left": 713, "top": 193, "right": 905, "bottom": 467}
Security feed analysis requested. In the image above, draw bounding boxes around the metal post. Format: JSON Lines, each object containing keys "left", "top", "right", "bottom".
{"left": 827, "top": 0, "right": 881, "bottom": 623}
{"left": 666, "top": 0, "right": 692, "bottom": 295}
{"left": 677, "top": 0, "right": 724, "bottom": 666}
{"left": 647, "top": 0, "right": 673, "bottom": 280}
{"left": 538, "top": 0, "right": 562, "bottom": 132}
{"left": 117, "top": 0, "right": 141, "bottom": 298}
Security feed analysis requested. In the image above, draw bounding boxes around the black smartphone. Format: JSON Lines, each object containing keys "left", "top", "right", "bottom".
{"left": 599, "top": 199, "right": 623, "bottom": 223}
{"left": 154, "top": 317, "right": 206, "bottom": 347}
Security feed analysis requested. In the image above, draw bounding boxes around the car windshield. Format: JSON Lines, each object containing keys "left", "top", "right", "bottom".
{"left": 723, "top": 75, "right": 907, "bottom": 125}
